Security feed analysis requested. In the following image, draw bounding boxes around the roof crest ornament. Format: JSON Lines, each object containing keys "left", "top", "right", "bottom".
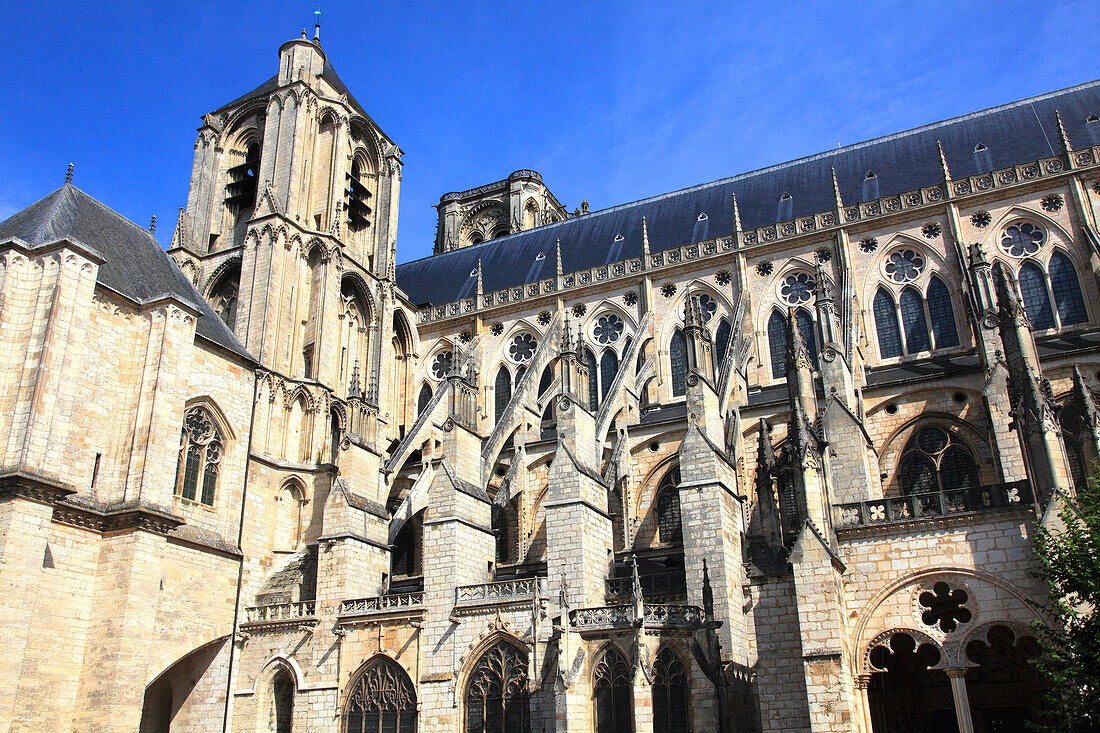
{"left": 475, "top": 258, "right": 484, "bottom": 297}
{"left": 641, "top": 217, "right": 650, "bottom": 256}
{"left": 313, "top": 7, "right": 322, "bottom": 43}
{"left": 1055, "top": 110, "right": 1073, "bottom": 154}
{"left": 149, "top": 215, "right": 156, "bottom": 236}
{"left": 65, "top": 163, "right": 73, "bottom": 184}
{"left": 731, "top": 192, "right": 742, "bottom": 233}
{"left": 830, "top": 167, "right": 843, "bottom": 210}
{"left": 555, "top": 238, "right": 563, "bottom": 276}
{"left": 936, "top": 140, "right": 951, "bottom": 182}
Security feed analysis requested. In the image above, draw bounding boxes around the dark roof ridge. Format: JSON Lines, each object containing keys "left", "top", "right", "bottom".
{"left": 31, "top": 184, "right": 70, "bottom": 243}
{"left": 397, "top": 77, "right": 1100, "bottom": 268}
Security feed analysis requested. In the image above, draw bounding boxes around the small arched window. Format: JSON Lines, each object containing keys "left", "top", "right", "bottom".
{"left": 271, "top": 667, "right": 294, "bottom": 733}
{"left": 585, "top": 348, "right": 599, "bottom": 411}
{"left": 795, "top": 309, "right": 818, "bottom": 365}
{"left": 209, "top": 262, "right": 241, "bottom": 332}
{"left": 1018, "top": 261, "right": 1056, "bottom": 331}
{"left": 593, "top": 647, "right": 632, "bottom": 733}
{"left": 391, "top": 510, "right": 423, "bottom": 577}
{"left": 713, "top": 318, "right": 732, "bottom": 381}
{"left": 653, "top": 648, "right": 689, "bottom": 733}
{"left": 465, "top": 641, "right": 530, "bottom": 733}
{"left": 669, "top": 329, "right": 688, "bottom": 397}
{"left": 175, "top": 405, "right": 223, "bottom": 506}
{"left": 874, "top": 289, "right": 903, "bottom": 358}
{"left": 768, "top": 310, "right": 787, "bottom": 378}
{"left": 417, "top": 383, "right": 433, "bottom": 417}
{"left": 343, "top": 657, "right": 417, "bottom": 733}
{"left": 896, "top": 426, "right": 979, "bottom": 495}
{"left": 655, "top": 466, "right": 683, "bottom": 546}
{"left": 899, "top": 287, "right": 931, "bottom": 353}
{"left": 1049, "top": 251, "right": 1088, "bottom": 326}
{"left": 600, "top": 349, "right": 619, "bottom": 403}
{"left": 495, "top": 366, "right": 512, "bottom": 423}
{"left": 926, "top": 276, "right": 960, "bottom": 348}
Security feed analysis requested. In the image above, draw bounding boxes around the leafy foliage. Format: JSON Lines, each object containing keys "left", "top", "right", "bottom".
{"left": 1031, "top": 473, "right": 1100, "bottom": 731}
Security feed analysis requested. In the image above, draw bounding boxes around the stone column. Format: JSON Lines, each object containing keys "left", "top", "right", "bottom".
{"left": 632, "top": 671, "right": 654, "bottom": 733}
{"left": 946, "top": 668, "right": 975, "bottom": 733}
{"left": 855, "top": 674, "right": 874, "bottom": 733}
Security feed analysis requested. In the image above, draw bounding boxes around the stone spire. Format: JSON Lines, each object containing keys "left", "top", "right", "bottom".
{"left": 475, "top": 258, "right": 484, "bottom": 297}
{"left": 682, "top": 289, "right": 714, "bottom": 384}
{"left": 1055, "top": 110, "right": 1073, "bottom": 154}
{"left": 755, "top": 419, "right": 784, "bottom": 550}
{"left": 731, "top": 192, "right": 742, "bottom": 233}
{"left": 1071, "top": 366, "right": 1100, "bottom": 432}
{"left": 630, "top": 555, "right": 644, "bottom": 625}
{"left": 348, "top": 359, "right": 363, "bottom": 400}
{"left": 555, "top": 238, "right": 563, "bottom": 276}
{"left": 830, "top": 167, "right": 843, "bottom": 210}
{"left": 641, "top": 218, "right": 650, "bottom": 257}
{"left": 936, "top": 140, "right": 951, "bottom": 182}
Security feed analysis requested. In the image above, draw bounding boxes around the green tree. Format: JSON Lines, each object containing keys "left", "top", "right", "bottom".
{"left": 1031, "top": 475, "right": 1100, "bottom": 731}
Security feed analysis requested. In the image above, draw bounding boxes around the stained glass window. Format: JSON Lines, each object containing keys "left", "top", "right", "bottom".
{"left": 594, "top": 314, "right": 625, "bottom": 344}
{"left": 656, "top": 467, "right": 683, "bottom": 545}
{"left": 465, "top": 642, "right": 530, "bottom": 733}
{"left": 1018, "top": 262, "right": 1056, "bottom": 330}
{"left": 768, "top": 310, "right": 787, "bottom": 378}
{"left": 885, "top": 249, "right": 925, "bottom": 283}
{"left": 417, "top": 384, "right": 432, "bottom": 417}
{"left": 694, "top": 293, "right": 718, "bottom": 322}
{"left": 495, "top": 367, "right": 512, "bottom": 423}
{"left": 653, "top": 648, "right": 689, "bottom": 733}
{"left": 926, "top": 276, "right": 959, "bottom": 348}
{"left": 585, "top": 349, "right": 599, "bottom": 411}
{"left": 594, "top": 648, "right": 632, "bottom": 733}
{"left": 900, "top": 288, "right": 931, "bottom": 354}
{"left": 175, "top": 406, "right": 223, "bottom": 506}
{"left": 897, "top": 427, "right": 979, "bottom": 494}
{"left": 874, "top": 289, "right": 903, "bottom": 358}
{"left": 508, "top": 333, "right": 538, "bottom": 362}
{"left": 343, "top": 657, "right": 418, "bottom": 733}
{"left": 670, "top": 330, "right": 688, "bottom": 397}
{"left": 600, "top": 350, "right": 618, "bottom": 402}
{"left": 795, "top": 309, "right": 818, "bottom": 365}
{"left": 1049, "top": 251, "right": 1088, "bottom": 326}
{"left": 1001, "top": 222, "right": 1044, "bottom": 257}
{"left": 431, "top": 351, "right": 454, "bottom": 379}
{"left": 780, "top": 273, "right": 815, "bottom": 305}
{"left": 713, "top": 318, "right": 731, "bottom": 381}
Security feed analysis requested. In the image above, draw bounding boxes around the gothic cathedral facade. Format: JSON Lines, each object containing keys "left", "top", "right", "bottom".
{"left": 2, "top": 31, "right": 1100, "bottom": 733}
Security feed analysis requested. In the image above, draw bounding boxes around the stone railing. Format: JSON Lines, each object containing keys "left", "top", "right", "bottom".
{"left": 418, "top": 146, "right": 1100, "bottom": 326}
{"left": 339, "top": 592, "right": 424, "bottom": 617}
{"left": 834, "top": 480, "right": 1034, "bottom": 529}
{"left": 605, "top": 571, "right": 687, "bottom": 602}
{"left": 455, "top": 577, "right": 546, "bottom": 607}
{"left": 244, "top": 600, "right": 316, "bottom": 624}
{"left": 569, "top": 603, "right": 704, "bottom": 630}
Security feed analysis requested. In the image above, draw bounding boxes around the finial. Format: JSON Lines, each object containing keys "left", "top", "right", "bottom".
{"left": 936, "top": 140, "right": 951, "bottom": 182}
{"left": 830, "top": 168, "right": 843, "bottom": 210}
{"left": 731, "top": 192, "right": 742, "bottom": 233}
{"left": 1055, "top": 110, "right": 1073, "bottom": 154}
{"left": 630, "top": 555, "right": 644, "bottom": 625}
{"left": 701, "top": 558, "right": 715, "bottom": 621}
{"left": 757, "top": 418, "right": 776, "bottom": 468}
{"left": 64, "top": 163, "right": 73, "bottom": 184}
{"left": 475, "top": 258, "right": 484, "bottom": 296}
{"left": 313, "top": 7, "right": 322, "bottom": 41}
{"left": 555, "top": 238, "right": 563, "bottom": 276}
{"left": 149, "top": 215, "right": 156, "bottom": 235}
{"left": 348, "top": 359, "right": 362, "bottom": 399}
{"left": 814, "top": 259, "right": 834, "bottom": 303}
{"left": 302, "top": 28, "right": 307, "bottom": 39}
{"left": 641, "top": 216, "right": 650, "bottom": 256}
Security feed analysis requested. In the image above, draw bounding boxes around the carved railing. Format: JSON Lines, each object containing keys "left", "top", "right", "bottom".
{"left": 569, "top": 603, "right": 704, "bottom": 630}
{"left": 383, "top": 385, "right": 448, "bottom": 474}
{"left": 834, "top": 480, "right": 1033, "bottom": 529}
{"left": 339, "top": 592, "right": 424, "bottom": 616}
{"left": 605, "top": 571, "right": 687, "bottom": 602}
{"left": 482, "top": 312, "right": 563, "bottom": 472}
{"left": 455, "top": 577, "right": 546, "bottom": 606}
{"left": 594, "top": 312, "right": 651, "bottom": 441}
{"left": 244, "top": 600, "right": 316, "bottom": 624}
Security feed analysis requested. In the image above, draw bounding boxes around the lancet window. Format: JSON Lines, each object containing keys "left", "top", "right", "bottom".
{"left": 652, "top": 648, "right": 689, "bottom": 733}
{"left": 464, "top": 641, "right": 530, "bottom": 733}
{"left": 495, "top": 366, "right": 512, "bottom": 423}
{"left": 1012, "top": 252, "right": 1088, "bottom": 332}
{"left": 343, "top": 657, "right": 417, "bottom": 733}
{"left": 175, "top": 405, "right": 223, "bottom": 506}
{"left": 873, "top": 274, "right": 959, "bottom": 359}
{"left": 208, "top": 262, "right": 240, "bottom": 332}
{"left": 593, "top": 647, "right": 632, "bottom": 733}
{"left": 713, "top": 317, "right": 732, "bottom": 382}
{"left": 655, "top": 466, "right": 683, "bottom": 546}
{"left": 670, "top": 329, "right": 688, "bottom": 397}
{"left": 767, "top": 308, "right": 817, "bottom": 378}
{"left": 896, "top": 426, "right": 979, "bottom": 495}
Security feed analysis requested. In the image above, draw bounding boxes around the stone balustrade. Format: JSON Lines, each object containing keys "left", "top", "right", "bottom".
{"left": 244, "top": 600, "right": 316, "bottom": 624}
{"left": 604, "top": 571, "right": 687, "bottom": 602}
{"left": 339, "top": 592, "right": 424, "bottom": 617}
{"left": 834, "top": 480, "right": 1034, "bottom": 530}
{"left": 569, "top": 603, "right": 704, "bottom": 630}
{"left": 455, "top": 577, "right": 545, "bottom": 607}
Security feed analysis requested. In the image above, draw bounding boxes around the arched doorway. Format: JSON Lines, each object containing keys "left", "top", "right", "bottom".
{"left": 963, "top": 625, "right": 1044, "bottom": 732}
{"left": 342, "top": 656, "right": 417, "bottom": 733}
{"left": 867, "top": 632, "right": 956, "bottom": 732}
{"left": 464, "top": 639, "right": 530, "bottom": 733}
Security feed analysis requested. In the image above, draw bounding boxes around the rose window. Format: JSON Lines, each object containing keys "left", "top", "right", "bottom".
{"left": 431, "top": 351, "right": 454, "bottom": 379}
{"left": 919, "top": 581, "right": 972, "bottom": 633}
{"left": 885, "top": 249, "right": 925, "bottom": 283}
{"left": 593, "top": 314, "right": 624, "bottom": 344}
{"left": 694, "top": 293, "right": 718, "bottom": 322}
{"left": 508, "top": 333, "right": 538, "bottom": 362}
{"left": 780, "top": 273, "right": 815, "bottom": 304}
{"left": 1001, "top": 222, "right": 1045, "bottom": 257}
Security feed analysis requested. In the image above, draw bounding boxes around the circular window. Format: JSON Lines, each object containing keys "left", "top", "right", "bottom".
{"left": 780, "top": 272, "right": 815, "bottom": 305}
{"left": 1000, "top": 222, "right": 1045, "bottom": 257}
{"left": 431, "top": 351, "right": 454, "bottom": 379}
{"left": 508, "top": 333, "right": 538, "bottom": 362}
{"left": 694, "top": 293, "right": 718, "bottom": 322}
{"left": 884, "top": 249, "right": 925, "bottom": 283}
{"left": 593, "top": 314, "right": 624, "bottom": 345}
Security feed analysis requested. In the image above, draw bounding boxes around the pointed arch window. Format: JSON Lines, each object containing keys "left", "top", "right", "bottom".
{"left": 495, "top": 367, "right": 512, "bottom": 423}
{"left": 768, "top": 310, "right": 788, "bottom": 378}
{"left": 272, "top": 667, "right": 294, "bottom": 733}
{"left": 585, "top": 348, "right": 599, "bottom": 410}
{"left": 209, "top": 263, "right": 241, "bottom": 332}
{"left": 1018, "top": 261, "right": 1056, "bottom": 331}
{"left": 713, "top": 318, "right": 731, "bottom": 381}
{"left": 794, "top": 309, "right": 818, "bottom": 365}
{"left": 1049, "top": 251, "right": 1088, "bottom": 326}
{"left": 656, "top": 467, "right": 683, "bottom": 546}
{"left": 926, "top": 276, "right": 960, "bottom": 348}
{"left": 391, "top": 510, "right": 423, "bottom": 578}
{"left": 343, "top": 657, "right": 417, "bottom": 733}
{"left": 538, "top": 364, "right": 554, "bottom": 396}
{"left": 593, "top": 647, "right": 632, "bottom": 733}
{"left": 873, "top": 289, "right": 903, "bottom": 358}
{"left": 600, "top": 349, "right": 619, "bottom": 403}
{"left": 899, "top": 287, "right": 931, "bottom": 353}
{"left": 465, "top": 641, "right": 530, "bottom": 733}
{"left": 873, "top": 276, "right": 960, "bottom": 359}
{"left": 417, "top": 384, "right": 433, "bottom": 417}
{"left": 670, "top": 329, "right": 688, "bottom": 397}
{"left": 175, "top": 405, "right": 223, "bottom": 506}
{"left": 896, "top": 426, "right": 979, "bottom": 495}
{"left": 653, "top": 648, "right": 689, "bottom": 733}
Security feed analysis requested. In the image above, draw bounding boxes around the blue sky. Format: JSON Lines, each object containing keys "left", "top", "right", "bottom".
{"left": 1, "top": 1, "right": 1097, "bottom": 263}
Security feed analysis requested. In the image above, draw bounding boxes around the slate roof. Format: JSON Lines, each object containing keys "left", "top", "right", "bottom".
{"left": 0, "top": 183, "right": 253, "bottom": 361}
{"left": 396, "top": 80, "right": 1100, "bottom": 307}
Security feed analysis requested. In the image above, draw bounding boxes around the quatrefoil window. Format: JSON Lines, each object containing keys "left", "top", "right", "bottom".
{"left": 431, "top": 351, "right": 454, "bottom": 379}
{"left": 508, "top": 333, "right": 538, "bottom": 362}
{"left": 885, "top": 249, "right": 925, "bottom": 283}
{"left": 1001, "top": 222, "right": 1045, "bottom": 257}
{"left": 593, "top": 314, "right": 624, "bottom": 344}
{"left": 780, "top": 273, "right": 815, "bottom": 304}
{"left": 919, "top": 581, "right": 972, "bottom": 633}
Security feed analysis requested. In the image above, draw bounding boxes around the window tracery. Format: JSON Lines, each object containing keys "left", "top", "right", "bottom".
{"left": 656, "top": 467, "right": 683, "bottom": 546}
{"left": 1000, "top": 222, "right": 1045, "bottom": 257}
{"left": 872, "top": 273, "right": 959, "bottom": 359}
{"left": 896, "top": 426, "right": 979, "bottom": 495}
{"left": 343, "top": 657, "right": 417, "bottom": 733}
{"left": 508, "top": 333, "right": 538, "bottom": 363}
{"left": 669, "top": 329, "right": 688, "bottom": 397}
{"left": 594, "top": 314, "right": 625, "bottom": 344}
{"left": 431, "top": 350, "right": 454, "bottom": 379}
{"left": 176, "top": 405, "right": 223, "bottom": 506}
{"left": 885, "top": 249, "right": 925, "bottom": 283}
{"left": 652, "top": 648, "right": 689, "bottom": 733}
{"left": 593, "top": 648, "right": 632, "bottom": 733}
{"left": 465, "top": 641, "right": 530, "bottom": 733}
{"left": 780, "top": 272, "right": 815, "bottom": 305}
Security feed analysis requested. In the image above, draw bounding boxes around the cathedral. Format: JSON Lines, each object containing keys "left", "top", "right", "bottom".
{"left": 1, "top": 27, "right": 1098, "bottom": 733}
